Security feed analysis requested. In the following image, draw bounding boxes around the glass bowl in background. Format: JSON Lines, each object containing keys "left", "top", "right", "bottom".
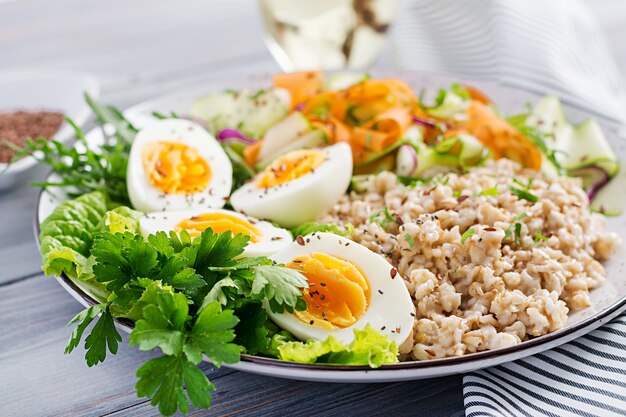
{"left": 259, "top": 0, "right": 398, "bottom": 71}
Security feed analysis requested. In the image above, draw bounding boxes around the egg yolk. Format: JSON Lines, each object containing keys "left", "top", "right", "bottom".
{"left": 287, "top": 252, "right": 370, "bottom": 330}
{"left": 175, "top": 212, "right": 262, "bottom": 242}
{"left": 256, "top": 149, "right": 326, "bottom": 188}
{"left": 142, "top": 141, "right": 211, "bottom": 194}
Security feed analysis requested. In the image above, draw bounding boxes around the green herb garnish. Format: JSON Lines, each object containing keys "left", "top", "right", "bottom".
{"left": 479, "top": 187, "right": 499, "bottom": 196}
{"left": 405, "top": 233, "right": 416, "bottom": 247}
{"left": 461, "top": 228, "right": 475, "bottom": 244}
{"left": 369, "top": 207, "right": 398, "bottom": 227}
{"left": 509, "top": 186, "right": 538, "bottom": 203}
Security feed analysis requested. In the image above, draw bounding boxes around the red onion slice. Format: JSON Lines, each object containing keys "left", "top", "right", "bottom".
{"left": 216, "top": 128, "right": 256, "bottom": 145}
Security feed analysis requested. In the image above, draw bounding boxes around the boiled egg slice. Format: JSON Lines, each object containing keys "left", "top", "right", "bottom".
{"left": 127, "top": 118, "right": 232, "bottom": 212}
{"left": 230, "top": 142, "right": 352, "bottom": 227}
{"left": 266, "top": 232, "right": 415, "bottom": 346}
{"left": 139, "top": 209, "right": 292, "bottom": 258}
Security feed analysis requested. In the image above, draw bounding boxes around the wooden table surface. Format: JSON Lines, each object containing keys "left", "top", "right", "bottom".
{"left": 0, "top": 1, "right": 624, "bottom": 416}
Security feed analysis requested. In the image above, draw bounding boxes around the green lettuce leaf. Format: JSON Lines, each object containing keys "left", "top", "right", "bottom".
{"left": 277, "top": 324, "right": 398, "bottom": 368}
{"left": 290, "top": 222, "right": 354, "bottom": 239}
{"left": 103, "top": 206, "right": 142, "bottom": 234}
{"left": 39, "top": 191, "right": 108, "bottom": 280}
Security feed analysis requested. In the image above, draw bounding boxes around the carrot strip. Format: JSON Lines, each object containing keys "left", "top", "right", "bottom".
{"left": 243, "top": 141, "right": 262, "bottom": 166}
{"left": 273, "top": 71, "right": 324, "bottom": 110}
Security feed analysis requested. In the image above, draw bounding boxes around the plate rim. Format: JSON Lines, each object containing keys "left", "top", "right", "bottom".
{"left": 33, "top": 69, "right": 626, "bottom": 375}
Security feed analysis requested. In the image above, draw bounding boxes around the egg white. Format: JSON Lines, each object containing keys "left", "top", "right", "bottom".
{"left": 230, "top": 142, "right": 353, "bottom": 228}
{"left": 127, "top": 118, "right": 232, "bottom": 212}
{"left": 266, "top": 232, "right": 415, "bottom": 345}
{"left": 139, "top": 209, "right": 293, "bottom": 258}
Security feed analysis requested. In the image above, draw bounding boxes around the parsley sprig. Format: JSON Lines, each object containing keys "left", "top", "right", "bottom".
{"left": 65, "top": 228, "right": 308, "bottom": 416}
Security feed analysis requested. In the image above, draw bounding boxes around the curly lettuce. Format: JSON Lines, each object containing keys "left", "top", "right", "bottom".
{"left": 39, "top": 191, "right": 108, "bottom": 280}
{"left": 290, "top": 222, "right": 354, "bottom": 239}
{"left": 277, "top": 324, "right": 399, "bottom": 367}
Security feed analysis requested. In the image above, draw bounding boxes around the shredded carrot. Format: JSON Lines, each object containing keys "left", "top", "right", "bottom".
{"left": 464, "top": 85, "right": 492, "bottom": 105}
{"left": 244, "top": 140, "right": 262, "bottom": 166}
{"left": 273, "top": 71, "right": 324, "bottom": 110}
{"left": 465, "top": 101, "right": 542, "bottom": 170}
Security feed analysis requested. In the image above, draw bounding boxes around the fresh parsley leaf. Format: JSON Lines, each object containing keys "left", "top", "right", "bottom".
{"left": 65, "top": 303, "right": 106, "bottom": 355}
{"left": 461, "top": 228, "right": 475, "bottom": 244}
{"left": 79, "top": 303, "right": 122, "bottom": 367}
{"left": 252, "top": 265, "right": 308, "bottom": 313}
{"left": 130, "top": 291, "right": 189, "bottom": 356}
{"left": 233, "top": 302, "right": 270, "bottom": 355}
{"left": 135, "top": 353, "right": 214, "bottom": 416}
{"left": 193, "top": 229, "right": 249, "bottom": 274}
{"left": 184, "top": 302, "right": 240, "bottom": 366}
{"left": 509, "top": 186, "right": 538, "bottom": 203}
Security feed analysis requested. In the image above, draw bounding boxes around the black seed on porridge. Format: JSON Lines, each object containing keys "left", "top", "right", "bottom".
{"left": 296, "top": 235, "right": 305, "bottom": 245}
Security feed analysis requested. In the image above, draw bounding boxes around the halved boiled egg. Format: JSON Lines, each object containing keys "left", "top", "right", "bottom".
{"left": 127, "top": 119, "right": 232, "bottom": 212}
{"left": 139, "top": 209, "right": 292, "bottom": 257}
{"left": 230, "top": 142, "right": 352, "bottom": 227}
{"left": 267, "top": 232, "right": 415, "bottom": 345}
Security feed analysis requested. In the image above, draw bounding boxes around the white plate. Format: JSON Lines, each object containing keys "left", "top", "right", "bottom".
{"left": 36, "top": 70, "right": 626, "bottom": 382}
{"left": 0, "top": 70, "right": 100, "bottom": 190}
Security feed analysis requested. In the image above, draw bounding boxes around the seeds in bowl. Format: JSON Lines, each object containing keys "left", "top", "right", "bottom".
{"left": 0, "top": 110, "right": 64, "bottom": 163}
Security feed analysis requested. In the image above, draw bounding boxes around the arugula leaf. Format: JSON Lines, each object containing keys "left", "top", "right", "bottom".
{"left": 135, "top": 354, "right": 214, "bottom": 416}
{"left": 290, "top": 222, "right": 355, "bottom": 238}
{"left": 66, "top": 303, "right": 122, "bottom": 367}
{"left": 252, "top": 265, "right": 308, "bottom": 313}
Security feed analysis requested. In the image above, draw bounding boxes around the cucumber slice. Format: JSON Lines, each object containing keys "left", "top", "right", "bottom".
{"left": 258, "top": 112, "right": 311, "bottom": 161}
{"left": 528, "top": 96, "right": 620, "bottom": 180}
{"left": 590, "top": 165, "right": 625, "bottom": 216}
{"left": 255, "top": 129, "right": 327, "bottom": 170}
{"left": 527, "top": 95, "right": 569, "bottom": 134}
{"left": 324, "top": 72, "right": 370, "bottom": 91}
{"left": 349, "top": 175, "right": 371, "bottom": 194}
{"left": 191, "top": 88, "right": 290, "bottom": 138}
{"left": 426, "top": 90, "right": 468, "bottom": 120}
{"left": 568, "top": 119, "right": 619, "bottom": 176}
{"left": 457, "top": 134, "right": 489, "bottom": 167}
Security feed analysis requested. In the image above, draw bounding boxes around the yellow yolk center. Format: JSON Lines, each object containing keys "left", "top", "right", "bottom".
{"left": 175, "top": 212, "right": 262, "bottom": 242}
{"left": 142, "top": 141, "right": 211, "bottom": 194}
{"left": 287, "top": 252, "right": 370, "bottom": 330}
{"left": 256, "top": 149, "right": 326, "bottom": 188}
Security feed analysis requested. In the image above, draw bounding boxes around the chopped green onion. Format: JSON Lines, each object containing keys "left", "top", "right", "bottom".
{"left": 461, "top": 228, "right": 475, "bottom": 244}
{"left": 534, "top": 232, "right": 549, "bottom": 242}
{"left": 509, "top": 186, "right": 538, "bottom": 203}
{"left": 479, "top": 187, "right": 499, "bottom": 196}
{"left": 405, "top": 234, "right": 416, "bottom": 248}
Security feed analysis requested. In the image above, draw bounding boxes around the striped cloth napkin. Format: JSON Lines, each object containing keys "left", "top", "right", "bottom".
{"left": 390, "top": 1, "right": 626, "bottom": 416}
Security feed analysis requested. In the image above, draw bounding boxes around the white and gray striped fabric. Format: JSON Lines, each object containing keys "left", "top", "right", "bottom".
{"left": 391, "top": 1, "right": 626, "bottom": 416}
